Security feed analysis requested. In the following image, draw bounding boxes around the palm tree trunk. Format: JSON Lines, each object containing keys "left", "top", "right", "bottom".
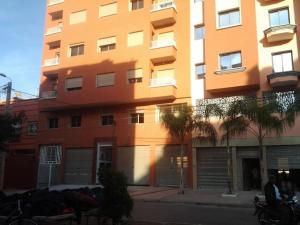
{"left": 180, "top": 141, "right": 184, "bottom": 194}
{"left": 226, "top": 135, "right": 233, "bottom": 194}
{"left": 258, "top": 127, "right": 265, "bottom": 192}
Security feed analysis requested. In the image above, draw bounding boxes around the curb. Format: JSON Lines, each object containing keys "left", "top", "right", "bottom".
{"left": 134, "top": 199, "right": 253, "bottom": 209}
{"left": 130, "top": 188, "right": 177, "bottom": 197}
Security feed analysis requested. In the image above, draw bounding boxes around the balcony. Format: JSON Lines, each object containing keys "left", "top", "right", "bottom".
{"left": 149, "top": 77, "right": 176, "bottom": 87}
{"left": 150, "top": 39, "right": 177, "bottom": 64}
{"left": 40, "top": 91, "right": 57, "bottom": 99}
{"left": 150, "top": 1, "right": 177, "bottom": 28}
{"left": 45, "top": 25, "right": 63, "bottom": 36}
{"left": 264, "top": 24, "right": 296, "bottom": 43}
{"left": 267, "top": 71, "right": 300, "bottom": 88}
{"left": 149, "top": 78, "right": 177, "bottom": 100}
{"left": 44, "top": 57, "right": 60, "bottom": 67}
{"left": 48, "top": 0, "right": 64, "bottom": 6}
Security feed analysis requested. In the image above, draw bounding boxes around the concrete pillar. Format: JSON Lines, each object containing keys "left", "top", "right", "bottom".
{"left": 192, "top": 147, "right": 197, "bottom": 190}
{"left": 231, "top": 147, "right": 238, "bottom": 193}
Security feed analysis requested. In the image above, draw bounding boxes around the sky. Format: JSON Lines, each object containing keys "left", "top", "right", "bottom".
{"left": 0, "top": 1, "right": 46, "bottom": 100}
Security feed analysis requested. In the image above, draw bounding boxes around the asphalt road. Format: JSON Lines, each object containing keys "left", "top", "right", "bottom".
{"left": 132, "top": 201, "right": 258, "bottom": 225}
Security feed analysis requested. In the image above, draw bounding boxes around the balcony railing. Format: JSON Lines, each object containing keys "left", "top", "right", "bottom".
{"left": 150, "top": 77, "right": 176, "bottom": 87}
{"left": 44, "top": 57, "right": 60, "bottom": 67}
{"left": 150, "top": 39, "right": 176, "bottom": 49}
{"left": 41, "top": 91, "right": 57, "bottom": 99}
{"left": 45, "top": 25, "right": 63, "bottom": 35}
{"left": 151, "top": 1, "right": 176, "bottom": 12}
{"left": 48, "top": 0, "right": 64, "bottom": 6}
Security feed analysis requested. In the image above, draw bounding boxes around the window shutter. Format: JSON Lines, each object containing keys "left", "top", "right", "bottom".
{"left": 98, "top": 36, "right": 116, "bottom": 46}
{"left": 70, "top": 10, "right": 87, "bottom": 25}
{"left": 157, "top": 69, "right": 174, "bottom": 78}
{"left": 97, "top": 73, "right": 115, "bottom": 87}
{"left": 273, "top": 54, "right": 283, "bottom": 73}
{"left": 66, "top": 77, "right": 83, "bottom": 89}
{"left": 127, "top": 69, "right": 143, "bottom": 79}
{"left": 99, "top": 3, "right": 117, "bottom": 17}
{"left": 282, "top": 52, "right": 293, "bottom": 72}
{"left": 158, "top": 31, "right": 174, "bottom": 40}
{"left": 128, "top": 31, "right": 144, "bottom": 47}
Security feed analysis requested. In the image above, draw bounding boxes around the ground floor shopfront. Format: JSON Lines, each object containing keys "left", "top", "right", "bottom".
{"left": 193, "top": 137, "right": 300, "bottom": 192}
{"left": 36, "top": 143, "right": 191, "bottom": 189}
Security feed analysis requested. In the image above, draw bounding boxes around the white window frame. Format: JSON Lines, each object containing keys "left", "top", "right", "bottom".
{"left": 272, "top": 51, "right": 293, "bottom": 73}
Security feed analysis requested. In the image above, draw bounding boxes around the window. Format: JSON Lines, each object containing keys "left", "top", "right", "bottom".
{"left": 220, "top": 52, "right": 242, "bottom": 70}
{"left": 195, "top": 25, "right": 204, "bottom": 40}
{"left": 48, "top": 118, "right": 58, "bottom": 129}
{"left": 51, "top": 11, "right": 63, "bottom": 20}
{"left": 130, "top": 0, "right": 144, "bottom": 10}
{"left": 127, "top": 69, "right": 143, "bottom": 84}
{"left": 40, "top": 145, "right": 62, "bottom": 164}
{"left": 65, "top": 77, "right": 83, "bottom": 91}
{"left": 129, "top": 112, "right": 144, "bottom": 124}
{"left": 70, "top": 116, "right": 81, "bottom": 128}
{"left": 96, "top": 73, "right": 115, "bottom": 87}
{"left": 158, "top": 104, "right": 186, "bottom": 121}
{"left": 128, "top": 31, "right": 144, "bottom": 47}
{"left": 218, "top": 9, "right": 240, "bottom": 28}
{"left": 70, "top": 10, "right": 87, "bottom": 25}
{"left": 98, "top": 37, "right": 116, "bottom": 52}
{"left": 69, "top": 43, "right": 84, "bottom": 56}
{"left": 269, "top": 8, "right": 289, "bottom": 27}
{"left": 272, "top": 51, "right": 293, "bottom": 73}
{"left": 101, "top": 115, "right": 114, "bottom": 126}
{"left": 195, "top": 63, "right": 206, "bottom": 78}
{"left": 99, "top": 3, "right": 117, "bottom": 17}
{"left": 28, "top": 122, "right": 38, "bottom": 135}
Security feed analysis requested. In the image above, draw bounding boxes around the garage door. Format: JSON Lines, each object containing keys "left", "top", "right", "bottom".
{"left": 156, "top": 145, "right": 187, "bottom": 187}
{"left": 197, "top": 148, "right": 227, "bottom": 189}
{"left": 117, "top": 146, "right": 150, "bottom": 185}
{"left": 64, "top": 149, "right": 93, "bottom": 184}
{"left": 267, "top": 146, "right": 300, "bottom": 170}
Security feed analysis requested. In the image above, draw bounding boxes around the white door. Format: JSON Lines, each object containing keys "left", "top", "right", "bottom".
{"left": 96, "top": 143, "right": 112, "bottom": 183}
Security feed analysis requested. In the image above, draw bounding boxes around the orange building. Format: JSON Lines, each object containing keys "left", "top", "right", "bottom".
{"left": 3, "top": 0, "right": 300, "bottom": 191}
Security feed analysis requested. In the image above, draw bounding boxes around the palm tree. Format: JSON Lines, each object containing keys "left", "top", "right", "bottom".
{"left": 204, "top": 103, "right": 247, "bottom": 194}
{"left": 161, "top": 104, "right": 217, "bottom": 194}
{"left": 226, "top": 96, "right": 296, "bottom": 189}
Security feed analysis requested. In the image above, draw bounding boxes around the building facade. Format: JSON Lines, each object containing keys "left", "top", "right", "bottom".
{"left": 2, "top": 0, "right": 300, "bottom": 191}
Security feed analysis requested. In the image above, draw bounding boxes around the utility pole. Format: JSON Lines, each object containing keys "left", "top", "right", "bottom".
{"left": 0, "top": 73, "right": 12, "bottom": 113}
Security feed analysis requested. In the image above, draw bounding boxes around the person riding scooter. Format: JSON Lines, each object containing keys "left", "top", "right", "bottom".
{"left": 264, "top": 175, "right": 291, "bottom": 225}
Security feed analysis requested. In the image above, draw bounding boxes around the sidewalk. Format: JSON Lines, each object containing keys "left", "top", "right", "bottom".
{"left": 129, "top": 186, "right": 264, "bottom": 208}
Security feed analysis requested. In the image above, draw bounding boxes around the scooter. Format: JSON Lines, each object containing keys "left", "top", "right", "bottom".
{"left": 253, "top": 195, "right": 300, "bottom": 225}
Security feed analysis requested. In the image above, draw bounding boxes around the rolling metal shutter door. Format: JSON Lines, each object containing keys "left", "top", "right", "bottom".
{"left": 267, "top": 146, "right": 300, "bottom": 169}
{"left": 117, "top": 146, "right": 150, "bottom": 185}
{"left": 197, "top": 148, "right": 227, "bottom": 189}
{"left": 64, "top": 149, "right": 93, "bottom": 184}
{"left": 156, "top": 145, "right": 187, "bottom": 187}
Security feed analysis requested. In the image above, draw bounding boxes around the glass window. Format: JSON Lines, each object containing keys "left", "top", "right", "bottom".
{"left": 70, "top": 44, "right": 84, "bottom": 57}
{"left": 28, "top": 122, "right": 38, "bottom": 135}
{"left": 48, "top": 118, "right": 58, "bottom": 129}
{"left": 218, "top": 9, "right": 240, "bottom": 28}
{"left": 220, "top": 52, "right": 242, "bottom": 70}
{"left": 272, "top": 51, "right": 293, "bottom": 73}
{"left": 130, "top": 113, "right": 144, "bottom": 124}
{"left": 269, "top": 8, "right": 289, "bottom": 27}
{"left": 70, "top": 116, "right": 81, "bottom": 128}
{"left": 195, "top": 25, "right": 205, "bottom": 40}
{"left": 131, "top": 0, "right": 144, "bottom": 10}
{"left": 101, "top": 115, "right": 114, "bottom": 126}
{"left": 195, "top": 64, "right": 205, "bottom": 78}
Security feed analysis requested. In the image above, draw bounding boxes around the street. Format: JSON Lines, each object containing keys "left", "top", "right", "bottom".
{"left": 132, "top": 201, "right": 257, "bottom": 225}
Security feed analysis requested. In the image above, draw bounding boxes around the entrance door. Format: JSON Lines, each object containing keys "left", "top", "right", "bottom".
{"left": 242, "top": 158, "right": 261, "bottom": 191}
{"left": 96, "top": 144, "right": 112, "bottom": 183}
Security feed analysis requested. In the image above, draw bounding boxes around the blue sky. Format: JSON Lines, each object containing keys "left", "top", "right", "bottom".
{"left": 0, "top": 1, "right": 46, "bottom": 99}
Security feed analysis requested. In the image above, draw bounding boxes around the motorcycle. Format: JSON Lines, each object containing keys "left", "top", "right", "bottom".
{"left": 253, "top": 195, "right": 300, "bottom": 225}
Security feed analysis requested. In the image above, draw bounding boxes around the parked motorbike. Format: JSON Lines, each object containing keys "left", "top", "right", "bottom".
{"left": 253, "top": 195, "right": 300, "bottom": 225}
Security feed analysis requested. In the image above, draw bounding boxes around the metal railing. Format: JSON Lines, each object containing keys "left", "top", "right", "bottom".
{"left": 151, "top": 1, "right": 176, "bottom": 12}
{"left": 150, "top": 39, "right": 176, "bottom": 49}
{"left": 150, "top": 77, "right": 176, "bottom": 87}
{"left": 48, "top": 0, "right": 64, "bottom": 6}
{"left": 41, "top": 91, "right": 57, "bottom": 99}
{"left": 45, "top": 25, "right": 63, "bottom": 35}
{"left": 44, "top": 57, "right": 60, "bottom": 67}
